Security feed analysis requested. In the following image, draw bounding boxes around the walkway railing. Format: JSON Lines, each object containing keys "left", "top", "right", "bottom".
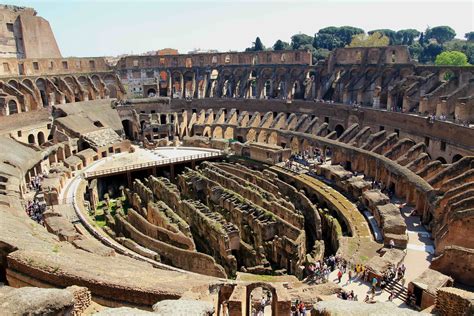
{"left": 84, "top": 151, "right": 222, "bottom": 179}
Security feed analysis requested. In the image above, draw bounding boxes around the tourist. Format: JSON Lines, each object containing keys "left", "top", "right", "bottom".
{"left": 372, "top": 276, "right": 378, "bottom": 288}
{"left": 348, "top": 269, "right": 352, "bottom": 283}
{"left": 388, "top": 291, "right": 394, "bottom": 301}
{"left": 337, "top": 269, "right": 343, "bottom": 283}
{"left": 298, "top": 301, "right": 306, "bottom": 316}
{"left": 364, "top": 295, "right": 370, "bottom": 303}
{"left": 389, "top": 239, "right": 395, "bottom": 249}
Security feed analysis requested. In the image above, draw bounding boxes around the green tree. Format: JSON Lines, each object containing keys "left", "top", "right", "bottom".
{"left": 435, "top": 51, "right": 469, "bottom": 66}
{"left": 369, "top": 29, "right": 398, "bottom": 45}
{"left": 313, "top": 26, "right": 364, "bottom": 50}
{"left": 426, "top": 26, "right": 456, "bottom": 44}
{"left": 313, "top": 48, "right": 330, "bottom": 62}
{"left": 337, "top": 26, "right": 365, "bottom": 46}
{"left": 418, "top": 32, "right": 426, "bottom": 45}
{"left": 273, "top": 40, "right": 290, "bottom": 51}
{"left": 254, "top": 37, "right": 264, "bottom": 51}
{"left": 443, "top": 39, "right": 474, "bottom": 64}
{"left": 397, "top": 29, "right": 420, "bottom": 45}
{"left": 408, "top": 42, "right": 423, "bottom": 61}
{"left": 419, "top": 42, "right": 444, "bottom": 63}
{"left": 313, "top": 33, "right": 343, "bottom": 50}
{"left": 246, "top": 37, "right": 265, "bottom": 51}
{"left": 290, "top": 33, "right": 313, "bottom": 49}
{"left": 465, "top": 32, "right": 474, "bottom": 41}
{"left": 349, "top": 32, "right": 390, "bottom": 47}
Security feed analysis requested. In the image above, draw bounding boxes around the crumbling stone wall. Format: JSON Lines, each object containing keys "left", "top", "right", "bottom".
{"left": 435, "top": 287, "right": 474, "bottom": 316}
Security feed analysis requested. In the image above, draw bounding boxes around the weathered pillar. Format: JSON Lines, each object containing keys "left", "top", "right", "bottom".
{"left": 127, "top": 171, "right": 132, "bottom": 188}
{"left": 169, "top": 164, "right": 175, "bottom": 180}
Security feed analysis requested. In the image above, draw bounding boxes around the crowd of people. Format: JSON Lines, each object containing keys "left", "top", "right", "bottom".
{"left": 26, "top": 199, "right": 46, "bottom": 224}
{"left": 302, "top": 254, "right": 358, "bottom": 285}
{"left": 291, "top": 300, "right": 309, "bottom": 316}
{"left": 28, "top": 174, "right": 44, "bottom": 192}
{"left": 25, "top": 173, "right": 46, "bottom": 224}
{"left": 283, "top": 148, "right": 331, "bottom": 173}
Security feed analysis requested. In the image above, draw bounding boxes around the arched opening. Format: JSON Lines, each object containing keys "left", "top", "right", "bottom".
{"left": 122, "top": 119, "right": 134, "bottom": 140}
{"left": 224, "top": 127, "right": 234, "bottom": 139}
{"left": 37, "top": 131, "right": 45, "bottom": 145}
{"left": 28, "top": 134, "right": 35, "bottom": 144}
{"left": 147, "top": 88, "right": 156, "bottom": 97}
{"left": 276, "top": 81, "right": 286, "bottom": 99}
{"left": 172, "top": 72, "right": 183, "bottom": 98}
{"left": 246, "top": 284, "right": 276, "bottom": 316}
{"left": 436, "top": 157, "right": 447, "bottom": 164}
{"left": 292, "top": 81, "right": 303, "bottom": 99}
{"left": 183, "top": 72, "right": 194, "bottom": 98}
{"left": 452, "top": 154, "right": 463, "bottom": 163}
{"left": 246, "top": 129, "right": 257, "bottom": 142}
{"left": 7, "top": 100, "right": 18, "bottom": 115}
{"left": 160, "top": 114, "right": 167, "bottom": 124}
{"left": 334, "top": 124, "right": 345, "bottom": 138}
{"left": 159, "top": 71, "right": 168, "bottom": 96}
{"left": 107, "top": 85, "right": 117, "bottom": 98}
{"left": 36, "top": 78, "right": 48, "bottom": 106}
{"left": 440, "top": 70, "right": 455, "bottom": 81}
{"left": 264, "top": 80, "right": 272, "bottom": 98}
{"left": 212, "top": 126, "right": 223, "bottom": 139}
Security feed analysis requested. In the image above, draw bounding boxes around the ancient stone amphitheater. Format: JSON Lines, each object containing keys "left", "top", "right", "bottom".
{"left": 0, "top": 4, "right": 473, "bottom": 316}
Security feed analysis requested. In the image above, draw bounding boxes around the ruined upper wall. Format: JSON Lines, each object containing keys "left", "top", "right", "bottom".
{"left": 19, "top": 14, "right": 61, "bottom": 59}
{"left": 329, "top": 46, "right": 411, "bottom": 66}
{"left": 0, "top": 4, "right": 60, "bottom": 59}
{"left": 0, "top": 57, "right": 111, "bottom": 77}
{"left": 116, "top": 49, "right": 312, "bottom": 69}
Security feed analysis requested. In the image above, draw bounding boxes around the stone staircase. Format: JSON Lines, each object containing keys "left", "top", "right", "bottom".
{"left": 384, "top": 278, "right": 409, "bottom": 302}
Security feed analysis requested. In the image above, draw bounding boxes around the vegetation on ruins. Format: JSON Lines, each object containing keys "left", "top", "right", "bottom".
{"left": 435, "top": 51, "right": 469, "bottom": 66}
{"left": 348, "top": 32, "right": 390, "bottom": 47}
{"left": 246, "top": 25, "right": 473, "bottom": 64}
{"left": 272, "top": 39, "right": 290, "bottom": 51}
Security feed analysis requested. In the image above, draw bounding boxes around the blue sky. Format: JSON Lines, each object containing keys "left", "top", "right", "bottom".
{"left": 3, "top": 0, "right": 473, "bottom": 57}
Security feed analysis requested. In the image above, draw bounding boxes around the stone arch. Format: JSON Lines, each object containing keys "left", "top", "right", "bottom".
{"left": 202, "top": 126, "right": 212, "bottom": 137}
{"left": 22, "top": 78, "right": 34, "bottom": 90}
{"left": 290, "top": 137, "right": 300, "bottom": 154}
{"left": 212, "top": 126, "right": 223, "bottom": 139}
{"left": 436, "top": 157, "right": 447, "bottom": 164}
{"left": 334, "top": 124, "right": 345, "bottom": 138}
{"left": 224, "top": 127, "right": 234, "bottom": 139}
{"left": 302, "top": 138, "right": 312, "bottom": 152}
{"left": 268, "top": 131, "right": 278, "bottom": 145}
{"left": 440, "top": 69, "right": 455, "bottom": 81}
{"left": 452, "top": 154, "right": 463, "bottom": 163}
{"left": 7, "top": 100, "right": 18, "bottom": 115}
{"left": 257, "top": 130, "right": 267, "bottom": 143}
{"left": 245, "top": 283, "right": 277, "bottom": 316}
{"left": 159, "top": 71, "right": 169, "bottom": 96}
{"left": 264, "top": 79, "right": 273, "bottom": 98}
{"left": 91, "top": 74, "right": 101, "bottom": 86}
{"left": 246, "top": 129, "right": 257, "bottom": 142}
{"left": 37, "top": 131, "right": 45, "bottom": 145}
{"left": 35, "top": 78, "right": 48, "bottom": 106}
{"left": 183, "top": 71, "right": 194, "bottom": 98}
{"left": 292, "top": 80, "right": 303, "bottom": 99}
{"left": 147, "top": 88, "right": 156, "bottom": 97}
{"left": 107, "top": 85, "right": 118, "bottom": 98}
{"left": 28, "top": 134, "right": 35, "bottom": 144}
{"left": 8, "top": 79, "right": 18, "bottom": 88}
{"left": 122, "top": 119, "right": 134, "bottom": 140}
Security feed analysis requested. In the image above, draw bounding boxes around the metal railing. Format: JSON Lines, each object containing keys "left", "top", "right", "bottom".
{"left": 84, "top": 151, "right": 222, "bottom": 178}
